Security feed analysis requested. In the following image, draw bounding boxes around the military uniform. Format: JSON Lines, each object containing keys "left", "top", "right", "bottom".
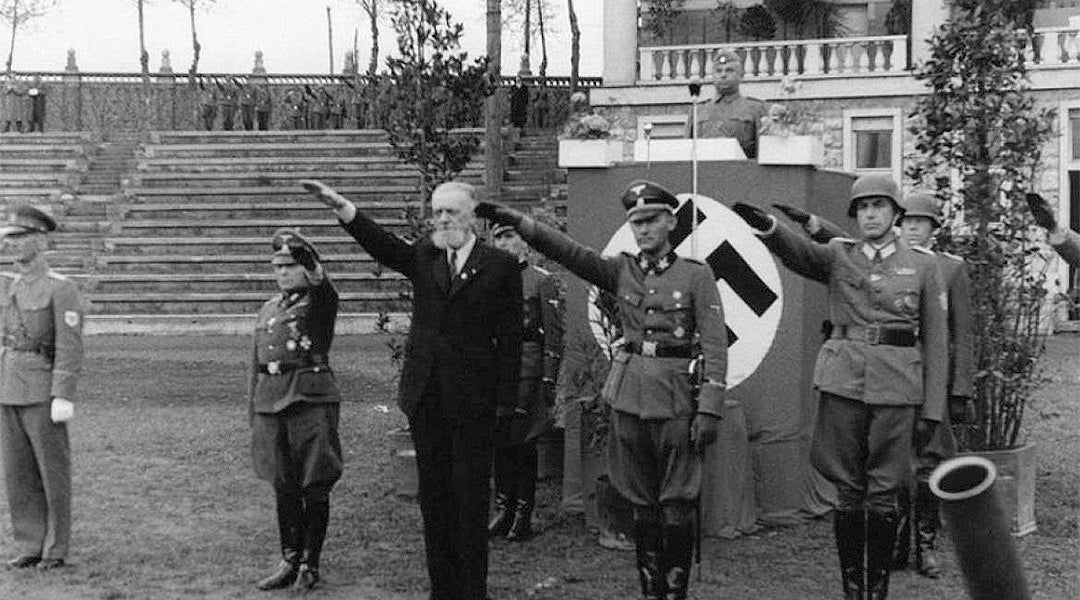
{"left": 487, "top": 181, "right": 727, "bottom": 600}
{"left": 250, "top": 229, "right": 342, "bottom": 591}
{"left": 693, "top": 93, "right": 768, "bottom": 158}
{"left": 218, "top": 82, "right": 238, "bottom": 131}
{"left": 0, "top": 205, "right": 87, "bottom": 569}
{"left": 239, "top": 84, "right": 257, "bottom": 131}
{"left": 198, "top": 83, "right": 218, "bottom": 131}
{"left": 489, "top": 249, "right": 564, "bottom": 542}
{"left": 255, "top": 86, "right": 272, "bottom": 131}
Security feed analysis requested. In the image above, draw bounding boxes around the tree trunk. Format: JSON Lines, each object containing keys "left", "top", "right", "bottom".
{"left": 521, "top": 0, "right": 531, "bottom": 74}
{"left": 5, "top": 0, "right": 17, "bottom": 74}
{"left": 138, "top": 0, "right": 151, "bottom": 130}
{"left": 538, "top": 0, "right": 548, "bottom": 78}
{"left": 366, "top": 0, "right": 379, "bottom": 75}
{"left": 327, "top": 6, "right": 334, "bottom": 73}
{"left": 188, "top": 1, "right": 201, "bottom": 76}
{"left": 484, "top": 0, "right": 503, "bottom": 202}
{"left": 568, "top": 0, "right": 580, "bottom": 91}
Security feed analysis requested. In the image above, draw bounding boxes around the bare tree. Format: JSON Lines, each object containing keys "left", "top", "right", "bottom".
{"left": 171, "top": 0, "right": 216, "bottom": 76}
{"left": 503, "top": 0, "right": 557, "bottom": 75}
{"left": 567, "top": 0, "right": 579, "bottom": 90}
{"left": 0, "top": 0, "right": 58, "bottom": 74}
{"left": 356, "top": 0, "right": 381, "bottom": 74}
{"left": 485, "top": 0, "right": 501, "bottom": 200}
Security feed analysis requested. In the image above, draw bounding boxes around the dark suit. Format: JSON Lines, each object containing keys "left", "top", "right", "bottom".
{"left": 339, "top": 213, "right": 522, "bottom": 600}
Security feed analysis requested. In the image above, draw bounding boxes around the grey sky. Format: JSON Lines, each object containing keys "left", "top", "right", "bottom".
{"left": 7, "top": 0, "right": 604, "bottom": 76}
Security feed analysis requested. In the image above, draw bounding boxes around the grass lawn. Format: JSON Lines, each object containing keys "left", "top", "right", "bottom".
{"left": 0, "top": 332, "right": 1076, "bottom": 600}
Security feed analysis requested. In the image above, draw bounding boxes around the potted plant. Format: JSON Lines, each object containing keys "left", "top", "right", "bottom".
{"left": 907, "top": 1, "right": 1059, "bottom": 535}
{"left": 757, "top": 75, "right": 825, "bottom": 166}
{"left": 558, "top": 99, "right": 621, "bottom": 168}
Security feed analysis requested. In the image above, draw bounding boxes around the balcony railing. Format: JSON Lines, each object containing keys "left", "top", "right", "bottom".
{"left": 639, "top": 26, "right": 1080, "bottom": 84}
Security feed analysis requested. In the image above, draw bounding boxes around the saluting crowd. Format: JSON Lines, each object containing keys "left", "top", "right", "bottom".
{"left": 1, "top": 50, "right": 1077, "bottom": 600}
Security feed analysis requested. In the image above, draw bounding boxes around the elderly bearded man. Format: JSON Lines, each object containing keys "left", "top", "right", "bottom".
{"left": 301, "top": 179, "right": 522, "bottom": 600}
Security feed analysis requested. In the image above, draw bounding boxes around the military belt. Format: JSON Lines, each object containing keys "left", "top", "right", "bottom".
{"left": 1, "top": 338, "right": 52, "bottom": 356}
{"left": 831, "top": 324, "right": 917, "bottom": 347}
{"left": 257, "top": 355, "right": 328, "bottom": 376}
{"left": 623, "top": 341, "right": 694, "bottom": 359}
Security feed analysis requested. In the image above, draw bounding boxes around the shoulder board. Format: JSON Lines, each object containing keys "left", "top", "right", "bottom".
{"left": 47, "top": 271, "right": 70, "bottom": 281}
{"left": 911, "top": 246, "right": 935, "bottom": 256}
{"left": 531, "top": 265, "right": 552, "bottom": 276}
{"left": 941, "top": 251, "right": 964, "bottom": 262}
{"left": 830, "top": 237, "right": 858, "bottom": 245}
{"left": 679, "top": 256, "right": 706, "bottom": 265}
{"left": 619, "top": 251, "right": 636, "bottom": 259}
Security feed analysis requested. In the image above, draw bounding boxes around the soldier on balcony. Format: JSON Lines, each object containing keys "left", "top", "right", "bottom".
{"left": 689, "top": 50, "right": 767, "bottom": 159}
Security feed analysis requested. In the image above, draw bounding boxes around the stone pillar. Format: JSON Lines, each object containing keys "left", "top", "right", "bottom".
{"left": 911, "top": 0, "right": 950, "bottom": 66}
{"left": 602, "top": 0, "right": 637, "bottom": 86}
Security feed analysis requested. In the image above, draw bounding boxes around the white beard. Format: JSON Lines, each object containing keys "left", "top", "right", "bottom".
{"left": 431, "top": 227, "right": 468, "bottom": 250}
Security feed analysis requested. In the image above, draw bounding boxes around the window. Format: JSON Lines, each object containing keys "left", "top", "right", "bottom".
{"left": 843, "top": 108, "right": 902, "bottom": 183}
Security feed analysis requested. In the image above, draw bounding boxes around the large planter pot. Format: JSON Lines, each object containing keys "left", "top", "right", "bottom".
{"left": 558, "top": 139, "right": 621, "bottom": 168}
{"left": 963, "top": 443, "right": 1037, "bottom": 536}
{"left": 757, "top": 134, "right": 824, "bottom": 166}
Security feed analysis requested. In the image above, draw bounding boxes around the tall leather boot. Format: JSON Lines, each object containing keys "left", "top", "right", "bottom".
{"left": 256, "top": 490, "right": 304, "bottom": 590}
{"left": 506, "top": 445, "right": 538, "bottom": 541}
{"left": 293, "top": 491, "right": 330, "bottom": 591}
{"left": 866, "top": 511, "right": 899, "bottom": 600}
{"left": 834, "top": 509, "right": 865, "bottom": 600}
{"left": 660, "top": 503, "right": 695, "bottom": 600}
{"left": 633, "top": 509, "right": 665, "bottom": 600}
{"left": 914, "top": 481, "right": 942, "bottom": 578}
{"left": 488, "top": 451, "right": 516, "bottom": 537}
{"left": 891, "top": 485, "right": 912, "bottom": 571}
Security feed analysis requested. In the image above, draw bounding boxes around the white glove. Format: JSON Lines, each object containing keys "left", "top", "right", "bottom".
{"left": 50, "top": 398, "right": 74, "bottom": 423}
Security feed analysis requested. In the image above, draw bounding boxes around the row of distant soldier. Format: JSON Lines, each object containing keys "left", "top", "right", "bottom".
{"left": 1, "top": 76, "right": 47, "bottom": 134}
{"left": 196, "top": 79, "right": 383, "bottom": 132}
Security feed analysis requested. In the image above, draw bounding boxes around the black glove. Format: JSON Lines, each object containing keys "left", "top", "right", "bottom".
{"left": 948, "top": 396, "right": 976, "bottom": 425}
{"left": 732, "top": 202, "right": 772, "bottom": 231}
{"left": 289, "top": 244, "right": 319, "bottom": 271}
{"left": 475, "top": 201, "right": 525, "bottom": 227}
{"left": 772, "top": 203, "right": 812, "bottom": 225}
{"left": 1025, "top": 192, "right": 1057, "bottom": 231}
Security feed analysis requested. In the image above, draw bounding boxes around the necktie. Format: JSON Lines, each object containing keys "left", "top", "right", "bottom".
{"left": 872, "top": 249, "right": 883, "bottom": 264}
{"left": 448, "top": 250, "right": 458, "bottom": 281}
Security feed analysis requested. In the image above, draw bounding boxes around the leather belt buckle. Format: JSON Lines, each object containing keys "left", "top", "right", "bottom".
{"left": 641, "top": 341, "right": 658, "bottom": 357}
{"left": 864, "top": 325, "right": 882, "bottom": 345}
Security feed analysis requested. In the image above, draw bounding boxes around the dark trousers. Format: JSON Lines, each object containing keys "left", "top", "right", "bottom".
{"left": 256, "top": 111, "right": 269, "bottom": 130}
{"left": 241, "top": 106, "right": 255, "bottom": 130}
{"left": 493, "top": 443, "right": 537, "bottom": 503}
{"left": 409, "top": 385, "right": 495, "bottom": 600}
{"left": 811, "top": 392, "right": 914, "bottom": 512}
{"left": 608, "top": 410, "right": 699, "bottom": 507}
{"left": 0, "top": 403, "right": 71, "bottom": 560}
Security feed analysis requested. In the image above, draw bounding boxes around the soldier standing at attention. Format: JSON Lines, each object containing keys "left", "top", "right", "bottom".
{"left": 239, "top": 82, "right": 257, "bottom": 131}
{"left": 478, "top": 180, "right": 727, "bottom": 600}
{"left": 219, "top": 80, "right": 239, "bottom": 131}
{"left": 731, "top": 174, "right": 949, "bottom": 600}
{"left": 255, "top": 85, "right": 272, "bottom": 131}
{"left": 250, "top": 229, "right": 342, "bottom": 592}
{"left": 690, "top": 50, "right": 768, "bottom": 159}
{"left": 0, "top": 204, "right": 87, "bottom": 571}
{"left": 198, "top": 80, "right": 218, "bottom": 131}
{"left": 488, "top": 225, "right": 564, "bottom": 542}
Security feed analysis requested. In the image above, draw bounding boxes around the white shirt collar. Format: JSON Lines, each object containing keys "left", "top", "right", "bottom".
{"left": 448, "top": 233, "right": 477, "bottom": 272}
{"left": 861, "top": 239, "right": 896, "bottom": 261}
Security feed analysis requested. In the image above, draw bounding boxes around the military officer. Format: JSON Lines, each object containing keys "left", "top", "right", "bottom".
{"left": 218, "top": 80, "right": 239, "bottom": 131}
{"left": 1026, "top": 192, "right": 1080, "bottom": 269}
{"left": 690, "top": 50, "right": 768, "bottom": 158}
{"left": 488, "top": 225, "right": 564, "bottom": 542}
{"left": 0, "top": 204, "right": 87, "bottom": 571}
{"left": 478, "top": 181, "right": 726, "bottom": 600}
{"left": 254, "top": 85, "right": 272, "bottom": 131}
{"left": 732, "top": 174, "right": 949, "bottom": 600}
{"left": 250, "top": 229, "right": 342, "bottom": 592}
{"left": 198, "top": 79, "right": 218, "bottom": 131}
{"left": 238, "top": 82, "right": 257, "bottom": 131}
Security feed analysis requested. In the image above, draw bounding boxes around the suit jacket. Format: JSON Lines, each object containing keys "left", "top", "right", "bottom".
{"left": 340, "top": 213, "right": 523, "bottom": 420}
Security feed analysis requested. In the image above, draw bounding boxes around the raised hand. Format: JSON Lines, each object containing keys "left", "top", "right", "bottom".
{"left": 732, "top": 202, "right": 773, "bottom": 231}
{"left": 772, "top": 203, "right": 812, "bottom": 225}
{"left": 299, "top": 179, "right": 352, "bottom": 213}
{"left": 1025, "top": 193, "right": 1057, "bottom": 231}
{"left": 475, "top": 201, "right": 524, "bottom": 226}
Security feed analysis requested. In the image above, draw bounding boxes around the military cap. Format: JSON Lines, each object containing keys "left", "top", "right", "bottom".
{"left": 714, "top": 49, "right": 741, "bottom": 68}
{"left": 621, "top": 180, "right": 679, "bottom": 218}
{"left": 848, "top": 173, "right": 902, "bottom": 218}
{"left": 491, "top": 224, "right": 517, "bottom": 238}
{"left": 0, "top": 203, "right": 57, "bottom": 237}
{"left": 900, "top": 192, "right": 942, "bottom": 227}
{"left": 270, "top": 227, "right": 320, "bottom": 266}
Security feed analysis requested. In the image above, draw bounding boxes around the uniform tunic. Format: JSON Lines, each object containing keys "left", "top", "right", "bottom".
{"left": 693, "top": 92, "right": 768, "bottom": 158}
{"left": 249, "top": 277, "right": 343, "bottom": 490}
{"left": 760, "top": 223, "right": 949, "bottom": 511}
{"left": 517, "top": 219, "right": 727, "bottom": 506}
{"left": 0, "top": 264, "right": 87, "bottom": 560}
{"left": 497, "top": 263, "right": 564, "bottom": 447}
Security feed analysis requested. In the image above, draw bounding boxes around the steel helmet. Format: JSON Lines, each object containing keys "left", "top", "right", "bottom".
{"left": 848, "top": 173, "right": 902, "bottom": 218}
{"left": 899, "top": 192, "right": 942, "bottom": 227}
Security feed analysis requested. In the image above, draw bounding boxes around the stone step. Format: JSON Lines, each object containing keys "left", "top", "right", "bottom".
{"left": 0, "top": 146, "right": 86, "bottom": 158}
{"left": 135, "top": 156, "right": 413, "bottom": 173}
{"left": 0, "top": 132, "right": 98, "bottom": 145}
{"left": 111, "top": 218, "right": 407, "bottom": 237}
{"left": 82, "top": 271, "right": 409, "bottom": 294}
{"left": 126, "top": 169, "right": 466, "bottom": 188}
{"left": 0, "top": 188, "right": 62, "bottom": 200}
{"left": 0, "top": 158, "right": 85, "bottom": 171}
{"left": 85, "top": 291, "right": 409, "bottom": 315}
{"left": 140, "top": 142, "right": 398, "bottom": 159}
{"left": 148, "top": 129, "right": 391, "bottom": 145}
{"left": 102, "top": 236, "right": 392, "bottom": 256}
{"left": 118, "top": 200, "right": 411, "bottom": 220}
{"left": 96, "top": 252, "right": 383, "bottom": 274}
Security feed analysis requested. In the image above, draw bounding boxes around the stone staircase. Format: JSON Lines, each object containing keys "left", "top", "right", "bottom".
{"left": 78, "top": 132, "right": 142, "bottom": 196}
